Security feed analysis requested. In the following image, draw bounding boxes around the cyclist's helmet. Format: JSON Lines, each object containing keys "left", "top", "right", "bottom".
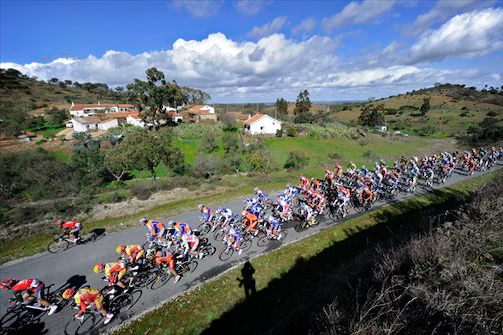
{"left": 139, "top": 217, "right": 148, "bottom": 225}
{"left": 54, "top": 219, "right": 64, "bottom": 227}
{"left": 167, "top": 220, "right": 175, "bottom": 229}
{"left": 0, "top": 279, "right": 17, "bottom": 290}
{"left": 62, "top": 288, "right": 75, "bottom": 299}
{"left": 115, "top": 244, "right": 125, "bottom": 254}
{"left": 254, "top": 187, "right": 258, "bottom": 192}
{"left": 93, "top": 262, "right": 104, "bottom": 273}
{"left": 198, "top": 204, "right": 203, "bottom": 209}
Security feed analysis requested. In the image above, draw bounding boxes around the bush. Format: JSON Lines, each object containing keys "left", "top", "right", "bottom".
{"left": 328, "top": 152, "right": 343, "bottom": 161}
{"left": 284, "top": 151, "right": 310, "bottom": 170}
{"left": 287, "top": 127, "right": 297, "bottom": 137}
{"left": 172, "top": 124, "right": 223, "bottom": 139}
{"left": 193, "top": 154, "right": 222, "bottom": 178}
{"left": 222, "top": 132, "right": 239, "bottom": 154}
{"left": 200, "top": 132, "right": 218, "bottom": 153}
{"left": 276, "top": 128, "right": 283, "bottom": 137}
{"left": 459, "top": 111, "right": 469, "bottom": 117}
{"left": 487, "top": 111, "right": 497, "bottom": 117}
{"left": 129, "top": 183, "right": 153, "bottom": 200}
{"left": 245, "top": 149, "right": 278, "bottom": 173}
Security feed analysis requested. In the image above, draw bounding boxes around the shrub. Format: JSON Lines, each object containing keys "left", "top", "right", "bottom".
{"left": 276, "top": 128, "right": 283, "bottom": 137}
{"left": 487, "top": 111, "right": 497, "bottom": 117}
{"left": 129, "top": 183, "right": 153, "bottom": 200}
{"left": 328, "top": 152, "right": 343, "bottom": 161}
{"left": 284, "top": 151, "right": 310, "bottom": 170}
{"left": 245, "top": 149, "right": 278, "bottom": 173}
{"left": 200, "top": 132, "right": 218, "bottom": 153}
{"left": 459, "top": 111, "right": 469, "bottom": 117}
{"left": 287, "top": 127, "right": 297, "bottom": 137}
{"left": 192, "top": 154, "right": 222, "bottom": 178}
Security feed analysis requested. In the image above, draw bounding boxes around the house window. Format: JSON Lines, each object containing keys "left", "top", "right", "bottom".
{"left": 260, "top": 126, "right": 264, "bottom": 130}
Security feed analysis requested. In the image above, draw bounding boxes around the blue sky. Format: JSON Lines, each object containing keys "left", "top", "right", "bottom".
{"left": 1, "top": 0, "right": 503, "bottom": 102}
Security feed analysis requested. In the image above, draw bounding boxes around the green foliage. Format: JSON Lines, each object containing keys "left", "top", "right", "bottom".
{"left": 294, "top": 90, "right": 314, "bottom": 124}
{"left": 417, "top": 125, "right": 436, "bottom": 136}
{"left": 294, "top": 123, "right": 353, "bottom": 139}
{"left": 287, "top": 127, "right": 297, "bottom": 137}
{"left": 420, "top": 98, "right": 430, "bottom": 116}
{"left": 245, "top": 149, "right": 278, "bottom": 173}
{"left": 275, "top": 97, "right": 288, "bottom": 115}
{"left": 468, "top": 117, "right": 503, "bottom": 143}
{"left": 284, "top": 151, "right": 310, "bottom": 170}
{"left": 223, "top": 132, "right": 240, "bottom": 154}
{"left": 193, "top": 154, "right": 222, "bottom": 178}
{"left": 487, "top": 111, "right": 497, "bottom": 117}
{"left": 172, "top": 124, "right": 223, "bottom": 139}
{"left": 223, "top": 152, "right": 243, "bottom": 173}
{"left": 46, "top": 107, "right": 66, "bottom": 127}
{"left": 358, "top": 105, "right": 385, "bottom": 127}
{"left": 200, "top": 132, "right": 218, "bottom": 153}
{"left": 276, "top": 128, "right": 283, "bottom": 137}
{"left": 219, "top": 112, "right": 237, "bottom": 130}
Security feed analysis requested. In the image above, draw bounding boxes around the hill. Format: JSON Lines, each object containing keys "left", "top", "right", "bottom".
{"left": 333, "top": 84, "right": 503, "bottom": 138}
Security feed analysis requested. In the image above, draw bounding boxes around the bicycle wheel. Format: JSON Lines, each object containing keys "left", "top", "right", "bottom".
{"left": 109, "top": 293, "right": 133, "bottom": 313}
{"left": 277, "top": 229, "right": 288, "bottom": 241}
{"left": 201, "top": 246, "right": 216, "bottom": 259}
{"left": 199, "top": 237, "right": 209, "bottom": 246}
{"left": 47, "top": 238, "right": 69, "bottom": 253}
{"left": 294, "top": 221, "right": 307, "bottom": 233}
{"left": 256, "top": 235, "right": 268, "bottom": 247}
{"left": 196, "top": 223, "right": 211, "bottom": 236}
{"left": 218, "top": 247, "right": 234, "bottom": 262}
{"left": 241, "top": 238, "right": 252, "bottom": 252}
{"left": 214, "top": 229, "right": 225, "bottom": 241}
{"left": 149, "top": 270, "right": 170, "bottom": 290}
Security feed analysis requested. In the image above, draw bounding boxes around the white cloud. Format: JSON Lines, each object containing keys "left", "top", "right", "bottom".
{"left": 292, "top": 17, "right": 316, "bottom": 35}
{"left": 1, "top": 33, "right": 498, "bottom": 101}
{"left": 248, "top": 16, "right": 287, "bottom": 38}
{"left": 234, "top": 0, "right": 269, "bottom": 15}
{"left": 409, "top": 8, "right": 503, "bottom": 64}
{"left": 322, "top": 0, "right": 396, "bottom": 31}
{"left": 171, "top": 0, "right": 223, "bottom": 17}
{"left": 406, "top": 0, "right": 494, "bottom": 34}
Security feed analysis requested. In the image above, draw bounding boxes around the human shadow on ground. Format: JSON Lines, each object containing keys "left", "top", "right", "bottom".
{"left": 237, "top": 261, "right": 256, "bottom": 300}
{"left": 202, "top": 186, "right": 469, "bottom": 335}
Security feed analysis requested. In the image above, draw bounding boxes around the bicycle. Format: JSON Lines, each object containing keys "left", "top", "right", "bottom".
{"left": 47, "top": 231, "right": 100, "bottom": 253}
{"left": 218, "top": 237, "right": 252, "bottom": 261}
{"left": 256, "top": 228, "right": 288, "bottom": 247}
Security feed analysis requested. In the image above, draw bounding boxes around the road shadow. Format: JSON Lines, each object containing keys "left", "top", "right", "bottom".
{"left": 201, "top": 186, "right": 469, "bottom": 335}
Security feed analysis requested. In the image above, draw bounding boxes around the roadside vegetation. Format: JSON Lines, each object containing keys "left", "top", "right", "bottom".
{"left": 111, "top": 168, "right": 503, "bottom": 335}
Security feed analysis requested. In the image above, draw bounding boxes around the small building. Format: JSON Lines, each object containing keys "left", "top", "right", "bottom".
{"left": 244, "top": 114, "right": 282, "bottom": 135}
{"left": 126, "top": 114, "right": 145, "bottom": 127}
{"left": 69, "top": 102, "right": 136, "bottom": 117}
{"left": 374, "top": 125, "right": 387, "bottom": 132}
{"left": 166, "top": 111, "right": 183, "bottom": 123}
{"left": 189, "top": 104, "right": 215, "bottom": 114}
{"left": 72, "top": 116, "right": 119, "bottom": 132}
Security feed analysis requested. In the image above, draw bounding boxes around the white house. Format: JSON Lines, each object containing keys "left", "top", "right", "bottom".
{"left": 126, "top": 114, "right": 145, "bottom": 127}
{"left": 189, "top": 104, "right": 215, "bottom": 114}
{"left": 244, "top": 114, "right": 282, "bottom": 135}
{"left": 374, "top": 125, "right": 388, "bottom": 132}
{"left": 72, "top": 116, "right": 119, "bottom": 132}
{"left": 69, "top": 103, "right": 136, "bottom": 117}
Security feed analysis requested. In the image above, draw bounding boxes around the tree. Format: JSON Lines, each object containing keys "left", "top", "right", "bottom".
{"left": 64, "top": 80, "right": 73, "bottom": 86}
{"left": 220, "top": 112, "right": 237, "bottom": 130}
{"left": 103, "top": 145, "right": 135, "bottom": 182}
{"left": 275, "top": 98, "right": 288, "bottom": 115}
{"left": 127, "top": 67, "right": 189, "bottom": 130}
{"left": 49, "top": 78, "right": 59, "bottom": 84}
{"left": 183, "top": 87, "right": 211, "bottom": 105}
{"left": 223, "top": 132, "right": 239, "bottom": 154}
{"left": 294, "top": 90, "right": 314, "bottom": 124}
{"left": 47, "top": 108, "right": 66, "bottom": 127}
{"left": 420, "top": 98, "right": 430, "bottom": 116}
{"left": 284, "top": 151, "right": 309, "bottom": 170}
{"left": 200, "top": 132, "right": 218, "bottom": 153}
{"left": 358, "top": 105, "right": 385, "bottom": 127}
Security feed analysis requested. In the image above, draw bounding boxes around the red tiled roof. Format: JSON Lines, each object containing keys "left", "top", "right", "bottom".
{"left": 191, "top": 104, "right": 205, "bottom": 109}
{"left": 106, "top": 112, "right": 139, "bottom": 118}
{"left": 243, "top": 113, "right": 265, "bottom": 125}
{"left": 117, "top": 104, "right": 135, "bottom": 108}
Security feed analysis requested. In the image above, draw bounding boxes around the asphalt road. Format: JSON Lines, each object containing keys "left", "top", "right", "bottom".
{"left": 1, "top": 162, "right": 501, "bottom": 334}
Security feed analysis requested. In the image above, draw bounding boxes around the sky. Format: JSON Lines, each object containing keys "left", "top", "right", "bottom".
{"left": 1, "top": 0, "right": 503, "bottom": 103}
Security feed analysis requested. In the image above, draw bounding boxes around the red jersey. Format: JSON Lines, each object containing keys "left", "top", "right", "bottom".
{"left": 11, "top": 279, "right": 42, "bottom": 291}
{"left": 63, "top": 221, "right": 81, "bottom": 229}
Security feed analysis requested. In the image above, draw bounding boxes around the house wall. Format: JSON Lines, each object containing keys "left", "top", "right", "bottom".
{"left": 72, "top": 120, "right": 98, "bottom": 132}
{"left": 247, "top": 116, "right": 282, "bottom": 135}
{"left": 126, "top": 116, "right": 145, "bottom": 127}
{"left": 99, "top": 119, "right": 119, "bottom": 130}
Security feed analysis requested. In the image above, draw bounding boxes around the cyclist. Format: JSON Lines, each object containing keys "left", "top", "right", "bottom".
{"left": 198, "top": 204, "right": 215, "bottom": 226}
{"left": 181, "top": 233, "right": 202, "bottom": 259}
{"left": 266, "top": 214, "right": 282, "bottom": 239}
{"left": 55, "top": 219, "right": 82, "bottom": 243}
{"left": 216, "top": 208, "right": 233, "bottom": 229}
{"left": 62, "top": 287, "right": 114, "bottom": 324}
{"left": 254, "top": 187, "right": 268, "bottom": 202}
{"left": 140, "top": 217, "right": 168, "bottom": 246}
{"left": 93, "top": 261, "right": 128, "bottom": 294}
{"left": 153, "top": 251, "right": 181, "bottom": 283}
{"left": 117, "top": 243, "right": 145, "bottom": 265}
{"left": 225, "top": 225, "right": 243, "bottom": 255}
{"left": 171, "top": 221, "right": 192, "bottom": 237}
{"left": 1, "top": 278, "right": 58, "bottom": 315}
{"left": 243, "top": 209, "right": 259, "bottom": 236}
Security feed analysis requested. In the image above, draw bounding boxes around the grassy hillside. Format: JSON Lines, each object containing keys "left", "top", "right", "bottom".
{"left": 0, "top": 68, "right": 125, "bottom": 115}
{"left": 333, "top": 84, "right": 503, "bottom": 138}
